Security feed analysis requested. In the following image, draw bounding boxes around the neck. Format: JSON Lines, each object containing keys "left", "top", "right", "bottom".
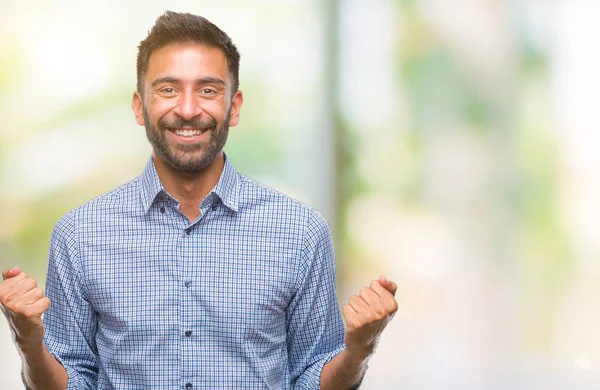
{"left": 153, "top": 153, "right": 225, "bottom": 222}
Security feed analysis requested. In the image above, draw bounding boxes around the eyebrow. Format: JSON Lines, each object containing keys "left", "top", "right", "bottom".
{"left": 151, "top": 76, "right": 226, "bottom": 88}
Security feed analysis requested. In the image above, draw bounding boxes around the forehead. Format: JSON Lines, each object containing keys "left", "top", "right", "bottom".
{"left": 146, "top": 43, "right": 229, "bottom": 84}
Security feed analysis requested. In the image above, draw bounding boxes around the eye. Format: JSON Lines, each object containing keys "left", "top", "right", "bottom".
{"left": 160, "top": 87, "right": 176, "bottom": 94}
{"left": 200, "top": 88, "right": 216, "bottom": 95}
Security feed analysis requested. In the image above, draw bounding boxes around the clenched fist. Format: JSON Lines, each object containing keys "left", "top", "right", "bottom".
{"left": 342, "top": 275, "right": 398, "bottom": 359}
{"left": 0, "top": 267, "right": 50, "bottom": 350}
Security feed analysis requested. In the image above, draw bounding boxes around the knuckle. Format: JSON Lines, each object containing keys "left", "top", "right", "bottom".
{"left": 10, "top": 300, "right": 22, "bottom": 313}
{"left": 346, "top": 314, "right": 359, "bottom": 327}
{"left": 2, "top": 292, "right": 15, "bottom": 305}
{"left": 23, "top": 283, "right": 36, "bottom": 294}
{"left": 359, "top": 287, "right": 370, "bottom": 297}
{"left": 374, "top": 306, "right": 386, "bottom": 318}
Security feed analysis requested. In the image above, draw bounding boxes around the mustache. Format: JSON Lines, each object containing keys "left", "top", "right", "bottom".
{"left": 158, "top": 116, "right": 217, "bottom": 130}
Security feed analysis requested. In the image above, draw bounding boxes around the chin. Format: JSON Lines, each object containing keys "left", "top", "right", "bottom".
{"left": 171, "top": 156, "right": 215, "bottom": 172}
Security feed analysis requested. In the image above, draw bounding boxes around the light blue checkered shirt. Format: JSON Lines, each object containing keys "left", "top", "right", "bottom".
{"left": 42, "top": 156, "right": 345, "bottom": 389}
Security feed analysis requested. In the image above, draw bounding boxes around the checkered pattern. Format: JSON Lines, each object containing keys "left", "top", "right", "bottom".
{"left": 43, "top": 155, "right": 345, "bottom": 389}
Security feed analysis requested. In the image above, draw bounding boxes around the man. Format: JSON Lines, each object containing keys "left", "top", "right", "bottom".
{"left": 0, "top": 11, "right": 397, "bottom": 389}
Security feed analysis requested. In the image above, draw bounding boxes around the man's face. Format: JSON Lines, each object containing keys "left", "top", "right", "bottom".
{"left": 133, "top": 43, "right": 243, "bottom": 173}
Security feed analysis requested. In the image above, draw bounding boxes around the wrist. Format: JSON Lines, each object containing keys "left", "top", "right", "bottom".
{"left": 345, "top": 336, "right": 378, "bottom": 362}
{"left": 12, "top": 323, "right": 45, "bottom": 353}
{"left": 342, "top": 344, "right": 372, "bottom": 366}
{"left": 16, "top": 337, "right": 45, "bottom": 357}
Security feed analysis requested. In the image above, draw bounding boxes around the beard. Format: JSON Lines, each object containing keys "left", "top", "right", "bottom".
{"left": 143, "top": 105, "right": 231, "bottom": 173}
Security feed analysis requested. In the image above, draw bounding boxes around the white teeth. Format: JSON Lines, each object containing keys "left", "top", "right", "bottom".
{"left": 174, "top": 129, "right": 204, "bottom": 137}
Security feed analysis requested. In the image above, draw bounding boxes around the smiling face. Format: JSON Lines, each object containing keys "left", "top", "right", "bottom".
{"left": 132, "top": 43, "right": 243, "bottom": 173}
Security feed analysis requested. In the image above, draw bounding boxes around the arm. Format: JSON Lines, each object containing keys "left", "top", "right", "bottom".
{"left": 21, "top": 341, "right": 69, "bottom": 389}
{"left": 321, "top": 276, "right": 398, "bottom": 389}
{"left": 41, "top": 213, "right": 99, "bottom": 389}
{"left": 0, "top": 267, "right": 68, "bottom": 390}
{"left": 287, "top": 212, "right": 346, "bottom": 389}
{"left": 319, "top": 348, "right": 367, "bottom": 389}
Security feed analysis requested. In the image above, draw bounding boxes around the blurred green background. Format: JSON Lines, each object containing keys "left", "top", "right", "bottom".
{"left": 2, "top": 0, "right": 600, "bottom": 388}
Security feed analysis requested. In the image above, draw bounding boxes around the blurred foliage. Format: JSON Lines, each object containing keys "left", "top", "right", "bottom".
{"left": 0, "top": 42, "right": 21, "bottom": 94}
{"left": 0, "top": 0, "right": 574, "bottom": 361}
{"left": 4, "top": 2, "right": 599, "bottom": 389}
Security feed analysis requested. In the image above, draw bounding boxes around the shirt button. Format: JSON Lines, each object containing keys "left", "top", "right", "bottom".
{"left": 185, "top": 228, "right": 192, "bottom": 235}
{"left": 185, "top": 383, "right": 192, "bottom": 389}
{"left": 211, "top": 203, "right": 218, "bottom": 211}
{"left": 160, "top": 207, "right": 165, "bottom": 213}
{"left": 185, "top": 330, "right": 192, "bottom": 337}
{"left": 185, "top": 281, "right": 191, "bottom": 288}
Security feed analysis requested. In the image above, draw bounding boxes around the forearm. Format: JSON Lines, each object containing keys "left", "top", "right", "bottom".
{"left": 19, "top": 342, "right": 68, "bottom": 390}
{"left": 320, "top": 348, "right": 368, "bottom": 390}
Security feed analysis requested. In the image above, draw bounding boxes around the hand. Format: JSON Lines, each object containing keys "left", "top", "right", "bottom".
{"left": 342, "top": 275, "right": 398, "bottom": 360}
{"left": 0, "top": 267, "right": 50, "bottom": 350}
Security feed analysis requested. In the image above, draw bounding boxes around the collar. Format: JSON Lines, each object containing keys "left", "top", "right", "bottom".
{"left": 138, "top": 154, "right": 240, "bottom": 214}
{"left": 211, "top": 153, "right": 240, "bottom": 212}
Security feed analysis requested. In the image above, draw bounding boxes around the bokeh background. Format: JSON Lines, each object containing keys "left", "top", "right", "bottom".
{"left": 2, "top": 0, "right": 600, "bottom": 388}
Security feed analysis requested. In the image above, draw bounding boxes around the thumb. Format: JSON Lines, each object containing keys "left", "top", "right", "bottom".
{"left": 31, "top": 297, "right": 51, "bottom": 315}
{"left": 2, "top": 266, "right": 20, "bottom": 280}
{"left": 379, "top": 275, "right": 397, "bottom": 297}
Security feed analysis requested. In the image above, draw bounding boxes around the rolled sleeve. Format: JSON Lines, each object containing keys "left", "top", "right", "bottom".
{"left": 43, "top": 212, "right": 99, "bottom": 389}
{"left": 287, "top": 210, "right": 345, "bottom": 389}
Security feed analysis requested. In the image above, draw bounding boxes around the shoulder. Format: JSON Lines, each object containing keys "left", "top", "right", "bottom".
{"left": 54, "top": 177, "right": 141, "bottom": 230}
{"left": 236, "top": 173, "right": 331, "bottom": 236}
{"left": 238, "top": 174, "right": 327, "bottom": 221}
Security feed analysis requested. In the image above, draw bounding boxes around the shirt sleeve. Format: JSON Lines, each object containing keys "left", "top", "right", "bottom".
{"left": 43, "top": 211, "right": 99, "bottom": 389}
{"left": 286, "top": 210, "right": 346, "bottom": 389}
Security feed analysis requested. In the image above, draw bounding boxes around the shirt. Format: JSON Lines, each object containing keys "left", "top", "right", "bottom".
{"left": 42, "top": 156, "right": 346, "bottom": 389}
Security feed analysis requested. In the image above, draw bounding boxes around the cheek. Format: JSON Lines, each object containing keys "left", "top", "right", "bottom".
{"left": 204, "top": 102, "right": 229, "bottom": 121}
{"left": 148, "top": 102, "right": 175, "bottom": 123}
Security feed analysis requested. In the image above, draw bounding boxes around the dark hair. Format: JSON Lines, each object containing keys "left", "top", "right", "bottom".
{"left": 136, "top": 11, "right": 240, "bottom": 95}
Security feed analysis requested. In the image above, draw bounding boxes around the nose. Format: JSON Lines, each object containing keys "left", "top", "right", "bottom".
{"left": 173, "top": 90, "right": 202, "bottom": 120}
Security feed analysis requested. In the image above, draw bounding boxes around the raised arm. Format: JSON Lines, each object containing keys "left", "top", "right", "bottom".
{"left": 320, "top": 276, "right": 398, "bottom": 389}
{"left": 0, "top": 266, "right": 68, "bottom": 390}
{"left": 40, "top": 213, "right": 100, "bottom": 389}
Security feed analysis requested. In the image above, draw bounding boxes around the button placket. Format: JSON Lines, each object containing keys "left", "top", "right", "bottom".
{"left": 180, "top": 206, "right": 196, "bottom": 390}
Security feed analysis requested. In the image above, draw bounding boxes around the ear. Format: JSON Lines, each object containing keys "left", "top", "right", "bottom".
{"left": 228, "top": 90, "right": 244, "bottom": 127}
{"left": 132, "top": 91, "right": 145, "bottom": 126}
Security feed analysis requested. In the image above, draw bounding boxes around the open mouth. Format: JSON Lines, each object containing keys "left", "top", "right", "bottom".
{"left": 170, "top": 128, "right": 209, "bottom": 137}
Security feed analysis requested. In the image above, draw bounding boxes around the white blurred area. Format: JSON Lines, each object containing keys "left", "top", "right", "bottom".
{"left": 2, "top": 0, "right": 600, "bottom": 389}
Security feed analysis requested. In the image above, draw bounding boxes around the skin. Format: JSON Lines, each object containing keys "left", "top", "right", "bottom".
{"left": 132, "top": 43, "right": 243, "bottom": 221}
{"left": 0, "top": 267, "right": 67, "bottom": 389}
{"left": 0, "top": 42, "right": 399, "bottom": 389}
{"left": 321, "top": 276, "right": 398, "bottom": 388}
